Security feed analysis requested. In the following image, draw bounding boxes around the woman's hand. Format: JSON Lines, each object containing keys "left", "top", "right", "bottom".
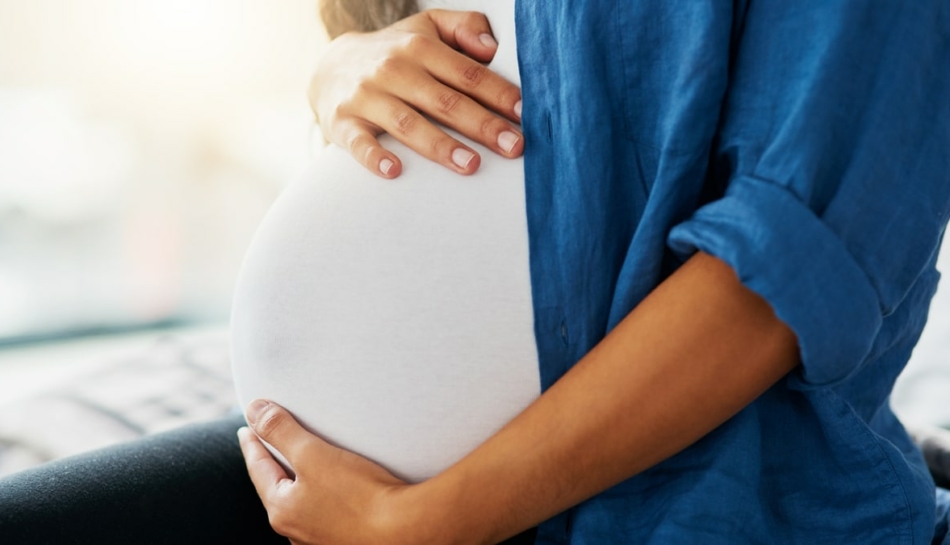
{"left": 238, "top": 400, "right": 430, "bottom": 545}
{"left": 310, "top": 9, "right": 524, "bottom": 179}
{"left": 238, "top": 254, "right": 801, "bottom": 545}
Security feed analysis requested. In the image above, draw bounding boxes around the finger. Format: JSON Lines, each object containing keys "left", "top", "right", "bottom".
{"left": 238, "top": 426, "right": 292, "bottom": 504}
{"left": 359, "top": 92, "right": 482, "bottom": 175}
{"left": 245, "top": 400, "right": 317, "bottom": 469}
{"left": 425, "top": 10, "right": 497, "bottom": 63}
{"left": 336, "top": 120, "right": 403, "bottom": 178}
{"left": 422, "top": 49, "right": 522, "bottom": 123}
{"left": 406, "top": 79, "right": 523, "bottom": 158}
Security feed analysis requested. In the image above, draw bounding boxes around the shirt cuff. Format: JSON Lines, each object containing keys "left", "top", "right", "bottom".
{"left": 667, "top": 175, "right": 882, "bottom": 388}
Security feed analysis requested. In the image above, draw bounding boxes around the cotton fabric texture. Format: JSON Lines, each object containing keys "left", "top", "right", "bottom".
{"left": 515, "top": 1, "right": 950, "bottom": 543}
{"left": 229, "top": 0, "right": 540, "bottom": 484}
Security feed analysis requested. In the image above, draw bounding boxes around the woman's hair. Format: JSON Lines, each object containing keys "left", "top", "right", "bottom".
{"left": 320, "top": 0, "right": 419, "bottom": 39}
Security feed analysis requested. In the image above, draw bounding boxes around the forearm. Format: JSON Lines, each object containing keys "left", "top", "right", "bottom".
{"left": 404, "top": 252, "right": 800, "bottom": 545}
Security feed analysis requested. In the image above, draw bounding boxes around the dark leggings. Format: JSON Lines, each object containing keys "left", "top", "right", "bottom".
{"left": 0, "top": 415, "right": 538, "bottom": 545}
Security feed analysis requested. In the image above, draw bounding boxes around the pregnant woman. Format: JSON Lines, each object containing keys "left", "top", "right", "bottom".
{"left": 0, "top": 3, "right": 541, "bottom": 544}
{"left": 3, "top": 1, "right": 950, "bottom": 544}
{"left": 230, "top": 0, "right": 540, "bottom": 485}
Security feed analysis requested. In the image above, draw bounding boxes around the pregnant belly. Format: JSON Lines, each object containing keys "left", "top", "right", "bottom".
{"left": 230, "top": 135, "right": 540, "bottom": 482}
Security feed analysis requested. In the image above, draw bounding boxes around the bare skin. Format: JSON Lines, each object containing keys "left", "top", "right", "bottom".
{"left": 310, "top": 9, "right": 524, "bottom": 179}
{"left": 239, "top": 252, "right": 800, "bottom": 544}
{"left": 244, "top": 8, "right": 801, "bottom": 544}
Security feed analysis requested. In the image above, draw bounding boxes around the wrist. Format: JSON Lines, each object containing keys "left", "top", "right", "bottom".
{"left": 380, "top": 477, "right": 481, "bottom": 545}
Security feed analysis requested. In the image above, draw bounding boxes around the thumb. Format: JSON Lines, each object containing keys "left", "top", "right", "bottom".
{"left": 425, "top": 9, "right": 498, "bottom": 63}
{"left": 245, "top": 399, "right": 312, "bottom": 468}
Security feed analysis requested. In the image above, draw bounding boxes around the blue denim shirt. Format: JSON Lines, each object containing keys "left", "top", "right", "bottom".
{"left": 515, "top": 1, "right": 950, "bottom": 543}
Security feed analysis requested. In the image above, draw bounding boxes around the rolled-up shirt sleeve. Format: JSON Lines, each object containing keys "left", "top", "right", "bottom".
{"left": 667, "top": 0, "right": 950, "bottom": 387}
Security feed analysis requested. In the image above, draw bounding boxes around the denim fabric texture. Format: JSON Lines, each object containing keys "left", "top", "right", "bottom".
{"left": 937, "top": 488, "right": 950, "bottom": 545}
{"left": 515, "top": 1, "right": 950, "bottom": 543}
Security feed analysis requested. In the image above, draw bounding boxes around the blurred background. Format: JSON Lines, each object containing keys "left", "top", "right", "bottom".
{"left": 0, "top": 0, "right": 322, "bottom": 343}
{"left": 0, "top": 0, "right": 947, "bottom": 479}
{"left": 0, "top": 0, "right": 324, "bottom": 474}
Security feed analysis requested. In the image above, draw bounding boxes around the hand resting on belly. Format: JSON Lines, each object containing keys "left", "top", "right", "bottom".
{"left": 230, "top": 130, "right": 539, "bottom": 483}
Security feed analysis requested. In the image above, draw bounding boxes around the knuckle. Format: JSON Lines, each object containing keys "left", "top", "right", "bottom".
{"left": 436, "top": 90, "right": 463, "bottom": 115}
{"left": 392, "top": 110, "right": 418, "bottom": 135}
{"left": 334, "top": 88, "right": 367, "bottom": 120}
{"left": 462, "top": 11, "right": 488, "bottom": 28}
{"left": 344, "top": 130, "right": 365, "bottom": 152}
{"left": 255, "top": 406, "right": 285, "bottom": 440}
{"left": 374, "top": 55, "right": 401, "bottom": 80}
{"left": 352, "top": 78, "right": 375, "bottom": 99}
{"left": 498, "top": 86, "right": 522, "bottom": 108}
{"left": 458, "top": 63, "right": 486, "bottom": 88}
{"left": 478, "top": 116, "right": 500, "bottom": 139}
{"left": 401, "top": 32, "right": 431, "bottom": 56}
{"left": 361, "top": 144, "right": 381, "bottom": 165}
{"left": 430, "top": 136, "right": 455, "bottom": 158}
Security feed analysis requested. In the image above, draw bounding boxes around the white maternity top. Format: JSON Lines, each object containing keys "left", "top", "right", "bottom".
{"left": 230, "top": 0, "right": 538, "bottom": 483}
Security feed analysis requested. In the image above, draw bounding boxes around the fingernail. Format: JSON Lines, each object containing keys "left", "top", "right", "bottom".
{"left": 246, "top": 399, "right": 270, "bottom": 426}
{"left": 478, "top": 33, "right": 497, "bottom": 49}
{"left": 237, "top": 426, "right": 251, "bottom": 442}
{"left": 514, "top": 100, "right": 522, "bottom": 119}
{"left": 379, "top": 158, "right": 394, "bottom": 176}
{"left": 452, "top": 148, "right": 476, "bottom": 169}
{"left": 497, "top": 131, "right": 520, "bottom": 154}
